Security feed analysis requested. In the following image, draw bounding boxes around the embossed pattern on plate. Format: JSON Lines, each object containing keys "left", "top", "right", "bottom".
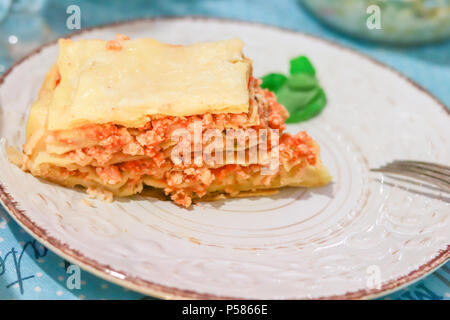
{"left": 0, "top": 18, "right": 448, "bottom": 299}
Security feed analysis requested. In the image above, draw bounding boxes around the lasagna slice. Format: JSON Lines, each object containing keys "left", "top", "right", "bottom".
{"left": 19, "top": 36, "right": 331, "bottom": 207}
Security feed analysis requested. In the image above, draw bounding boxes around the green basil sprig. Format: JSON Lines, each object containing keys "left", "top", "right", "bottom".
{"left": 261, "top": 56, "right": 327, "bottom": 123}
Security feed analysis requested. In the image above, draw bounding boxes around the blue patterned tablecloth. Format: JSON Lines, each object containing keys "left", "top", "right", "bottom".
{"left": 0, "top": 0, "right": 448, "bottom": 300}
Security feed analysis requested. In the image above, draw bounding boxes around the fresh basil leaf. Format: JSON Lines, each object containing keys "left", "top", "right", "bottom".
{"left": 277, "top": 85, "right": 320, "bottom": 114}
{"left": 260, "top": 73, "right": 287, "bottom": 92}
{"left": 286, "top": 73, "right": 318, "bottom": 90}
{"left": 289, "top": 56, "right": 316, "bottom": 76}
{"left": 261, "top": 54, "right": 326, "bottom": 124}
{"left": 286, "top": 89, "right": 327, "bottom": 123}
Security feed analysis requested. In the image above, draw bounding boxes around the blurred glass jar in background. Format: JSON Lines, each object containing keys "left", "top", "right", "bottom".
{"left": 0, "top": 0, "right": 53, "bottom": 73}
{"left": 301, "top": 0, "right": 450, "bottom": 45}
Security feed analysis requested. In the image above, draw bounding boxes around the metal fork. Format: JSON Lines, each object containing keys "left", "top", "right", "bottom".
{"left": 371, "top": 160, "right": 450, "bottom": 193}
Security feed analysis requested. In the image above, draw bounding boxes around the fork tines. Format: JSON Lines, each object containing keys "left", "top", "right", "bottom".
{"left": 371, "top": 160, "right": 450, "bottom": 192}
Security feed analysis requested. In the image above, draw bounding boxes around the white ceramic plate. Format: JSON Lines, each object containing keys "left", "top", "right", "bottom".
{"left": 0, "top": 17, "right": 449, "bottom": 299}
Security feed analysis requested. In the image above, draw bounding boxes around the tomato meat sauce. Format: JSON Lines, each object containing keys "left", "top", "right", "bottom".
{"left": 48, "top": 77, "right": 318, "bottom": 206}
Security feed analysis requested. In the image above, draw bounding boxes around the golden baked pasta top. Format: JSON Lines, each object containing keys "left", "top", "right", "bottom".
{"left": 44, "top": 37, "right": 250, "bottom": 130}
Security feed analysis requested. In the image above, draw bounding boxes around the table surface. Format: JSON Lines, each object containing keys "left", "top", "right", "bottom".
{"left": 0, "top": 0, "right": 448, "bottom": 300}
